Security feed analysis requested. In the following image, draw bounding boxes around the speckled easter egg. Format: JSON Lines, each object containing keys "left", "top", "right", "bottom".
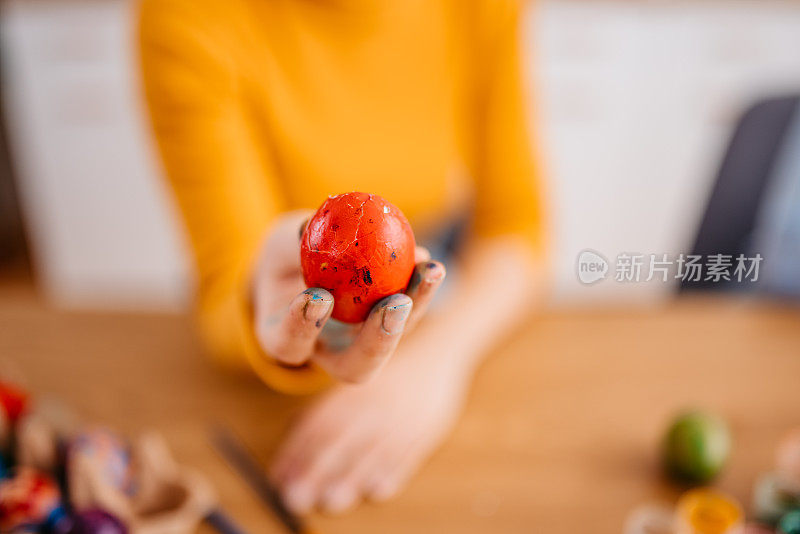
{"left": 301, "top": 192, "right": 416, "bottom": 323}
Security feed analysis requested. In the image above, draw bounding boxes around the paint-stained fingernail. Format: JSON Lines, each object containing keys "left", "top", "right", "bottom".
{"left": 302, "top": 288, "right": 332, "bottom": 322}
{"left": 425, "top": 261, "right": 445, "bottom": 281}
{"left": 408, "top": 262, "right": 445, "bottom": 293}
{"left": 381, "top": 297, "right": 412, "bottom": 335}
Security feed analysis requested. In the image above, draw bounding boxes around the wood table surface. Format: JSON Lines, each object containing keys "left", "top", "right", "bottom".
{"left": 1, "top": 277, "right": 799, "bottom": 534}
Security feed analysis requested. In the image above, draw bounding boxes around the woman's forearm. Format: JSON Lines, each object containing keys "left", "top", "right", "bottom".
{"left": 403, "top": 236, "right": 545, "bottom": 378}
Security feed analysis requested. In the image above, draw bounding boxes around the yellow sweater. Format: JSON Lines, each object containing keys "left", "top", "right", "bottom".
{"left": 138, "top": 0, "right": 544, "bottom": 394}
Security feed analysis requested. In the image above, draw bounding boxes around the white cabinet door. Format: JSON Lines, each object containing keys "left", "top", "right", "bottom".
{"left": 1, "top": 0, "right": 191, "bottom": 310}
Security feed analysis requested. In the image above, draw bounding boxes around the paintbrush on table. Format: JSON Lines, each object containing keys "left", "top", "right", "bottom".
{"left": 205, "top": 508, "right": 249, "bottom": 534}
{"left": 210, "top": 425, "right": 320, "bottom": 534}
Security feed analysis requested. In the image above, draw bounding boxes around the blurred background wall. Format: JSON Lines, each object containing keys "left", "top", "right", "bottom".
{"left": 1, "top": 0, "right": 800, "bottom": 310}
{"left": 0, "top": 0, "right": 187, "bottom": 310}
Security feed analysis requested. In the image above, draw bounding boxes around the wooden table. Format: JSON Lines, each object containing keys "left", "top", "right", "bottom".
{"left": 1, "top": 277, "right": 799, "bottom": 533}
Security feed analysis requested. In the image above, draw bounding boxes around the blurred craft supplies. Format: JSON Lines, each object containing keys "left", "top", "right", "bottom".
{"left": 0, "top": 379, "right": 247, "bottom": 534}
{"left": 625, "top": 413, "right": 800, "bottom": 534}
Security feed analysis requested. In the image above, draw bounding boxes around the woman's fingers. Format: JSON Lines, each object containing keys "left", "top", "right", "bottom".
{"left": 365, "top": 436, "right": 433, "bottom": 502}
{"left": 404, "top": 260, "right": 446, "bottom": 329}
{"left": 255, "top": 288, "right": 333, "bottom": 366}
{"left": 319, "top": 432, "right": 397, "bottom": 513}
{"left": 313, "top": 294, "right": 412, "bottom": 383}
{"left": 271, "top": 391, "right": 377, "bottom": 514}
{"left": 273, "top": 424, "right": 361, "bottom": 514}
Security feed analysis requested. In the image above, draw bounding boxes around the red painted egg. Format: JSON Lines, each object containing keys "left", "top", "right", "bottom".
{"left": 301, "top": 192, "right": 416, "bottom": 323}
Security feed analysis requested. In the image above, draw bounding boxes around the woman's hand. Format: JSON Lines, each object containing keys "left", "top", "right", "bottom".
{"left": 251, "top": 211, "right": 445, "bottom": 383}
{"left": 271, "top": 338, "right": 469, "bottom": 514}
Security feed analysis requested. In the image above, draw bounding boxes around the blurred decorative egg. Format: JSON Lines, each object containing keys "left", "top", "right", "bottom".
{"left": 53, "top": 509, "right": 127, "bottom": 534}
{"left": 779, "top": 510, "right": 800, "bottom": 534}
{"left": 70, "top": 428, "right": 135, "bottom": 495}
{"left": 0, "top": 467, "right": 62, "bottom": 532}
{"left": 664, "top": 411, "right": 731, "bottom": 484}
{"left": 752, "top": 472, "right": 800, "bottom": 526}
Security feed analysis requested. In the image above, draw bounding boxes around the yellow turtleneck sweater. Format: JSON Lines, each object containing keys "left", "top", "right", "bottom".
{"left": 138, "top": 0, "right": 545, "bottom": 394}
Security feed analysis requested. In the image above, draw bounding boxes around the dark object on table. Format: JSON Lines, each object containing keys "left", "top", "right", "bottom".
{"left": 210, "top": 426, "right": 317, "bottom": 534}
{"left": 205, "top": 509, "right": 248, "bottom": 534}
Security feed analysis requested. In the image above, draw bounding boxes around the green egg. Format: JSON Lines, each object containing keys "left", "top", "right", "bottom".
{"left": 779, "top": 510, "right": 800, "bottom": 534}
{"left": 663, "top": 410, "right": 731, "bottom": 484}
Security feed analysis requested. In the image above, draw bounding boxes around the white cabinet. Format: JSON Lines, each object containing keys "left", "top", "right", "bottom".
{"left": 1, "top": 0, "right": 190, "bottom": 310}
